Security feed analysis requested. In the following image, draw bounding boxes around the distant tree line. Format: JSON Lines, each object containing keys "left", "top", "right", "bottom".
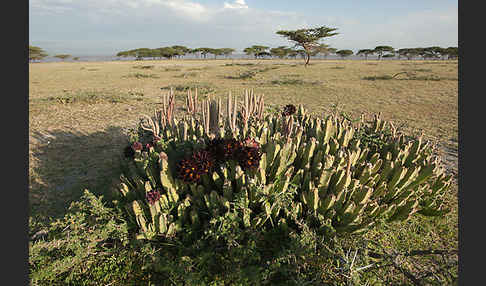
{"left": 30, "top": 43, "right": 458, "bottom": 63}
{"left": 29, "top": 46, "right": 48, "bottom": 62}
{"left": 116, "top": 46, "right": 236, "bottom": 60}
{"left": 357, "top": 46, "right": 458, "bottom": 60}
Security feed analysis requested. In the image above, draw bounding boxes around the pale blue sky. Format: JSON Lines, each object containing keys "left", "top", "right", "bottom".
{"left": 29, "top": 0, "right": 458, "bottom": 56}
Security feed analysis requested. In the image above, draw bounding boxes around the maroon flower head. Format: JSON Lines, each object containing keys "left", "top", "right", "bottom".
{"left": 132, "top": 141, "right": 143, "bottom": 151}
{"left": 191, "top": 149, "right": 215, "bottom": 174}
{"left": 144, "top": 143, "right": 153, "bottom": 151}
{"left": 236, "top": 146, "right": 262, "bottom": 170}
{"left": 177, "top": 158, "right": 203, "bottom": 183}
{"left": 146, "top": 189, "right": 161, "bottom": 205}
{"left": 206, "top": 138, "right": 242, "bottom": 161}
{"left": 282, "top": 104, "right": 297, "bottom": 116}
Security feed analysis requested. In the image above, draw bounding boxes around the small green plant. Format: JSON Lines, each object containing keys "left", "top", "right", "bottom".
{"left": 133, "top": 65, "right": 155, "bottom": 69}
{"left": 270, "top": 78, "right": 322, "bottom": 85}
{"left": 224, "top": 70, "right": 257, "bottom": 79}
{"left": 124, "top": 73, "right": 160, "bottom": 79}
{"left": 162, "top": 67, "right": 182, "bottom": 72}
{"left": 33, "top": 91, "right": 143, "bottom": 105}
{"left": 362, "top": 75, "right": 394, "bottom": 81}
{"left": 160, "top": 83, "right": 214, "bottom": 94}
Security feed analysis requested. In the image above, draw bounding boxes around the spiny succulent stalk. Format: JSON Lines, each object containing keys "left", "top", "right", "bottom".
{"left": 282, "top": 115, "right": 294, "bottom": 140}
{"left": 185, "top": 89, "right": 196, "bottom": 116}
{"left": 209, "top": 99, "right": 220, "bottom": 135}
{"left": 140, "top": 114, "right": 160, "bottom": 139}
{"left": 162, "top": 88, "right": 176, "bottom": 127}
{"left": 241, "top": 90, "right": 265, "bottom": 128}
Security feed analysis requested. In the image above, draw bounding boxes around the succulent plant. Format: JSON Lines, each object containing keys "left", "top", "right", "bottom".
{"left": 116, "top": 89, "right": 452, "bottom": 241}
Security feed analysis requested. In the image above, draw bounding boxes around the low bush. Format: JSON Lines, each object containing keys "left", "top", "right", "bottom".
{"left": 124, "top": 73, "right": 160, "bottom": 79}
{"left": 118, "top": 90, "right": 451, "bottom": 243}
{"left": 224, "top": 70, "right": 257, "bottom": 79}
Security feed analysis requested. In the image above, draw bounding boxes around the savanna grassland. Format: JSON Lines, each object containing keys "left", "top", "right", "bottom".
{"left": 29, "top": 58, "right": 458, "bottom": 284}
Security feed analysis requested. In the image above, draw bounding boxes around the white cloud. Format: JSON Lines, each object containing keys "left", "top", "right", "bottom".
{"left": 224, "top": 0, "right": 248, "bottom": 10}
{"left": 29, "top": 1, "right": 457, "bottom": 55}
{"left": 159, "top": 0, "right": 209, "bottom": 21}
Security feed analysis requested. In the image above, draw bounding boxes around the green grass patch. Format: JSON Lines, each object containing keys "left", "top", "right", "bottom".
{"left": 123, "top": 73, "right": 160, "bottom": 79}
{"left": 132, "top": 65, "right": 155, "bottom": 69}
{"left": 224, "top": 63, "right": 256, "bottom": 66}
{"left": 224, "top": 70, "right": 257, "bottom": 80}
{"left": 162, "top": 67, "right": 182, "bottom": 72}
{"left": 362, "top": 75, "right": 394, "bottom": 81}
{"left": 160, "top": 82, "right": 215, "bottom": 94}
{"left": 270, "top": 78, "right": 322, "bottom": 85}
{"left": 31, "top": 90, "right": 144, "bottom": 105}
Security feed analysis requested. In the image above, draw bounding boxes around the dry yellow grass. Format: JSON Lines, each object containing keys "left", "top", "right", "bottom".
{"left": 29, "top": 58, "right": 458, "bottom": 219}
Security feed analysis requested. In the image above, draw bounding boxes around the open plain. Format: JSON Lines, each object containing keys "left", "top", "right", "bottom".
{"left": 29, "top": 58, "right": 458, "bottom": 283}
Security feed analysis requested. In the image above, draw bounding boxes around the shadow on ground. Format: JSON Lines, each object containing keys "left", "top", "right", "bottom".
{"left": 30, "top": 126, "right": 130, "bottom": 221}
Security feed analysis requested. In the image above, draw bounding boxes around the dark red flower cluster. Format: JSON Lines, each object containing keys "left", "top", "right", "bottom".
{"left": 132, "top": 141, "right": 143, "bottom": 151}
{"left": 282, "top": 104, "right": 297, "bottom": 116}
{"left": 176, "top": 150, "right": 216, "bottom": 183}
{"left": 176, "top": 137, "right": 262, "bottom": 183}
{"left": 236, "top": 145, "right": 262, "bottom": 170}
{"left": 146, "top": 189, "right": 161, "bottom": 205}
{"left": 206, "top": 138, "right": 242, "bottom": 162}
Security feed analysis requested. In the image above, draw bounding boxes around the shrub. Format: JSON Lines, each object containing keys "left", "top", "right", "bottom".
{"left": 270, "top": 78, "right": 321, "bottom": 85}
{"left": 34, "top": 91, "right": 143, "bottom": 105}
{"left": 160, "top": 83, "right": 214, "bottom": 95}
{"left": 133, "top": 65, "right": 155, "bottom": 69}
{"left": 116, "top": 89, "right": 452, "bottom": 244}
{"left": 224, "top": 70, "right": 257, "bottom": 79}
{"left": 124, "top": 73, "right": 160, "bottom": 79}
{"left": 29, "top": 191, "right": 151, "bottom": 285}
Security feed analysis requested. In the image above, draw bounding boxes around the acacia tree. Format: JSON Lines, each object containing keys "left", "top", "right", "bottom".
{"left": 357, "top": 49, "right": 374, "bottom": 60}
{"left": 445, "top": 47, "right": 458, "bottom": 60}
{"left": 373, "top": 46, "right": 394, "bottom": 60}
{"left": 171, "top": 45, "right": 190, "bottom": 59}
{"left": 198, "top": 48, "right": 213, "bottom": 59}
{"left": 336, "top": 49, "right": 353, "bottom": 59}
{"left": 397, "top": 48, "right": 420, "bottom": 60}
{"left": 287, "top": 49, "right": 299, "bottom": 59}
{"left": 54, "top": 54, "right": 71, "bottom": 61}
{"left": 209, "top": 48, "right": 225, "bottom": 59}
{"left": 314, "top": 44, "right": 336, "bottom": 59}
{"left": 29, "top": 46, "right": 48, "bottom": 62}
{"left": 270, "top": 46, "right": 290, "bottom": 59}
{"left": 221, "top": 48, "right": 235, "bottom": 59}
{"left": 244, "top": 45, "right": 269, "bottom": 59}
{"left": 276, "top": 26, "right": 339, "bottom": 66}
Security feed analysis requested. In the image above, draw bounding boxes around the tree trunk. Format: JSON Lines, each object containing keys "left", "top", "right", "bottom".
{"left": 305, "top": 52, "right": 310, "bottom": 66}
